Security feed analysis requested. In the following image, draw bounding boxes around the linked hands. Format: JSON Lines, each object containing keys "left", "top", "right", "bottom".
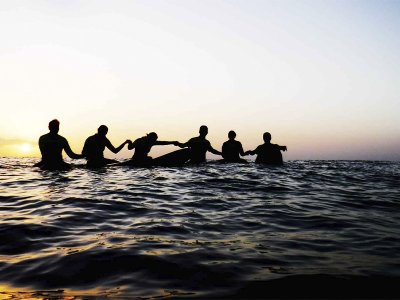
{"left": 127, "top": 140, "right": 134, "bottom": 150}
{"left": 174, "top": 142, "right": 185, "bottom": 148}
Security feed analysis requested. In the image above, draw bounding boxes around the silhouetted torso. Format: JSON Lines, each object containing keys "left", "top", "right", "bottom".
{"left": 38, "top": 133, "right": 70, "bottom": 169}
{"left": 254, "top": 143, "right": 283, "bottom": 165}
{"left": 222, "top": 140, "right": 245, "bottom": 162}
{"left": 131, "top": 137, "right": 154, "bottom": 162}
{"left": 82, "top": 134, "right": 109, "bottom": 165}
{"left": 186, "top": 137, "right": 211, "bottom": 163}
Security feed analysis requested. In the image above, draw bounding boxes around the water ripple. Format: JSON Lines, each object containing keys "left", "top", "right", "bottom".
{"left": 0, "top": 158, "right": 399, "bottom": 297}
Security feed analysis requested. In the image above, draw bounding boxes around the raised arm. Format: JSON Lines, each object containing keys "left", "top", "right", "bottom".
{"left": 106, "top": 139, "right": 131, "bottom": 154}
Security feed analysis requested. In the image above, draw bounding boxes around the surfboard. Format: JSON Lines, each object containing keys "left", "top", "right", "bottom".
{"left": 152, "top": 148, "right": 191, "bottom": 167}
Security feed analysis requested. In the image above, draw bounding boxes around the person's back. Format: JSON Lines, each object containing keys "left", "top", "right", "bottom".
{"left": 126, "top": 132, "right": 178, "bottom": 166}
{"left": 254, "top": 143, "right": 283, "bottom": 165}
{"left": 245, "top": 132, "right": 287, "bottom": 165}
{"left": 130, "top": 136, "right": 153, "bottom": 161}
{"left": 187, "top": 136, "right": 211, "bottom": 163}
{"left": 36, "top": 119, "right": 82, "bottom": 170}
{"left": 82, "top": 134, "right": 107, "bottom": 164}
{"left": 176, "top": 126, "right": 222, "bottom": 164}
{"left": 221, "top": 131, "right": 246, "bottom": 162}
{"left": 39, "top": 132, "right": 68, "bottom": 166}
{"left": 83, "top": 125, "right": 131, "bottom": 168}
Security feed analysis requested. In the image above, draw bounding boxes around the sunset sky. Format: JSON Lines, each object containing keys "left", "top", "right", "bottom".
{"left": 1, "top": 0, "right": 399, "bottom": 161}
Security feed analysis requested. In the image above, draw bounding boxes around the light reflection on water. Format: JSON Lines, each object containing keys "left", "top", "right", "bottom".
{"left": 0, "top": 158, "right": 399, "bottom": 298}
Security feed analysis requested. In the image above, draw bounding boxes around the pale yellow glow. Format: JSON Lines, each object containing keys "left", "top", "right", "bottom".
{"left": 0, "top": 1, "right": 399, "bottom": 161}
{"left": 19, "top": 143, "right": 32, "bottom": 153}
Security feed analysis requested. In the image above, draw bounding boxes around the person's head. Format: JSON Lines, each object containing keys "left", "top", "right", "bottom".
{"left": 97, "top": 125, "right": 108, "bottom": 137}
{"left": 199, "top": 125, "right": 208, "bottom": 137}
{"left": 263, "top": 132, "right": 271, "bottom": 143}
{"left": 48, "top": 119, "right": 60, "bottom": 134}
{"left": 147, "top": 132, "right": 158, "bottom": 143}
{"left": 228, "top": 130, "right": 236, "bottom": 140}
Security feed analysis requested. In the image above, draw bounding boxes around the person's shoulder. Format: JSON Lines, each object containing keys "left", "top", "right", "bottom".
{"left": 255, "top": 144, "right": 263, "bottom": 151}
{"left": 135, "top": 136, "right": 145, "bottom": 144}
{"left": 39, "top": 133, "right": 48, "bottom": 140}
{"left": 271, "top": 143, "right": 280, "bottom": 148}
{"left": 58, "top": 135, "right": 68, "bottom": 143}
{"left": 85, "top": 134, "right": 96, "bottom": 142}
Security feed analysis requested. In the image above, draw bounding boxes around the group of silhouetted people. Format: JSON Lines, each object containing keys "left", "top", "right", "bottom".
{"left": 34, "top": 119, "right": 287, "bottom": 170}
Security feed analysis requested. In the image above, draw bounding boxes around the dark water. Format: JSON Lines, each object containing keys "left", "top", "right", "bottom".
{"left": 0, "top": 158, "right": 399, "bottom": 299}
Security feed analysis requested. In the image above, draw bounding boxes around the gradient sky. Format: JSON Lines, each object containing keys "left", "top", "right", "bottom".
{"left": 1, "top": 0, "right": 399, "bottom": 161}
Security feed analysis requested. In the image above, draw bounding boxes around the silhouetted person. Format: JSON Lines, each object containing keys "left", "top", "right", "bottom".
{"left": 245, "top": 132, "right": 287, "bottom": 165}
{"left": 221, "top": 131, "right": 247, "bottom": 163}
{"left": 82, "top": 125, "right": 131, "bottom": 168}
{"left": 127, "top": 132, "right": 178, "bottom": 166}
{"left": 34, "top": 119, "right": 83, "bottom": 170}
{"left": 176, "top": 125, "right": 222, "bottom": 163}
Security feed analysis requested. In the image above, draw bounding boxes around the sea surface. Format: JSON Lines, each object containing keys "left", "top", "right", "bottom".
{"left": 0, "top": 158, "right": 399, "bottom": 299}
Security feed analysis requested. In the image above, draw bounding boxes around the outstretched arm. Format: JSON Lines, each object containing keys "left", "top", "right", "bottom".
{"left": 154, "top": 141, "right": 178, "bottom": 146}
{"left": 208, "top": 145, "right": 222, "bottom": 156}
{"left": 64, "top": 142, "right": 84, "bottom": 159}
{"left": 279, "top": 145, "right": 287, "bottom": 151}
{"left": 175, "top": 141, "right": 189, "bottom": 148}
{"left": 106, "top": 139, "right": 131, "bottom": 154}
{"left": 244, "top": 149, "right": 256, "bottom": 156}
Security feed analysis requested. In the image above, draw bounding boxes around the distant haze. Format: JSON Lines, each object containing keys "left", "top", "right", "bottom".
{"left": 1, "top": 0, "right": 399, "bottom": 161}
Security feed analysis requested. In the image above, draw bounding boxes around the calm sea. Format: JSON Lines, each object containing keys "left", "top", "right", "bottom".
{"left": 0, "top": 158, "right": 399, "bottom": 299}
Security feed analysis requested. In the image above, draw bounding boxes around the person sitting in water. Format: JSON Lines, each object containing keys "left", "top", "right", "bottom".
{"left": 245, "top": 132, "right": 287, "bottom": 165}
{"left": 82, "top": 125, "right": 131, "bottom": 168}
{"left": 221, "top": 130, "right": 247, "bottom": 163}
{"left": 176, "top": 125, "right": 222, "bottom": 163}
{"left": 126, "top": 132, "right": 179, "bottom": 166}
{"left": 34, "top": 119, "right": 83, "bottom": 170}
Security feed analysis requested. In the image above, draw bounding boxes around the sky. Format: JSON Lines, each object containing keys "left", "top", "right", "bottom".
{"left": 0, "top": 0, "right": 399, "bottom": 161}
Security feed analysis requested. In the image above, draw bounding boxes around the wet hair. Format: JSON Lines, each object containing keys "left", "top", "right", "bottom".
{"left": 228, "top": 130, "right": 236, "bottom": 139}
{"left": 263, "top": 132, "right": 271, "bottom": 142}
{"left": 48, "top": 119, "right": 60, "bottom": 132}
{"left": 98, "top": 125, "right": 108, "bottom": 136}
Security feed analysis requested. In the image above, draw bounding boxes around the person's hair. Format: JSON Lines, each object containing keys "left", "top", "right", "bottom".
{"left": 228, "top": 130, "right": 236, "bottom": 139}
{"left": 147, "top": 132, "right": 158, "bottom": 141}
{"left": 263, "top": 132, "right": 271, "bottom": 141}
{"left": 98, "top": 125, "right": 108, "bottom": 135}
{"left": 199, "top": 125, "right": 208, "bottom": 135}
{"left": 48, "top": 119, "right": 59, "bottom": 132}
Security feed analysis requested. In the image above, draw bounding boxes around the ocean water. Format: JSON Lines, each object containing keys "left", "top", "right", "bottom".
{"left": 0, "top": 158, "right": 399, "bottom": 299}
